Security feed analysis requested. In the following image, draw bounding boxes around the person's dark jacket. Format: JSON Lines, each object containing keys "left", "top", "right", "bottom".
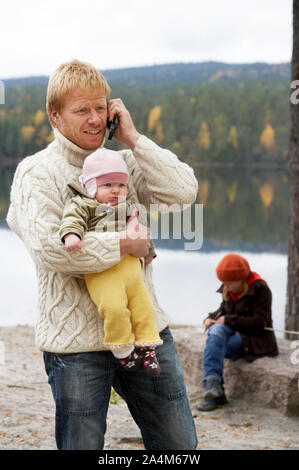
{"left": 207, "top": 275, "right": 279, "bottom": 362}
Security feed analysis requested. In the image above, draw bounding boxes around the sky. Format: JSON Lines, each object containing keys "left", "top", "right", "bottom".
{"left": 0, "top": 0, "right": 293, "bottom": 79}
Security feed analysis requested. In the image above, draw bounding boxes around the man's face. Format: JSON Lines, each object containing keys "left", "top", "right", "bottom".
{"left": 50, "top": 87, "right": 108, "bottom": 150}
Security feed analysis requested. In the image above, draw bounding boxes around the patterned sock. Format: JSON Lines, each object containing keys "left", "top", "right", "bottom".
{"left": 138, "top": 347, "right": 161, "bottom": 376}
{"left": 119, "top": 349, "right": 142, "bottom": 372}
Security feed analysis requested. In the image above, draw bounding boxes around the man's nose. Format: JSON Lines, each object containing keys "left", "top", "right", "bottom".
{"left": 87, "top": 109, "right": 103, "bottom": 125}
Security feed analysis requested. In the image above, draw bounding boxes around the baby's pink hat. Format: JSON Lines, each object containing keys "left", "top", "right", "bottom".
{"left": 79, "top": 148, "right": 129, "bottom": 198}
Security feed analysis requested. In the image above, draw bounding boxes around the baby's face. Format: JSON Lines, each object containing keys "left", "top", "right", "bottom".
{"left": 95, "top": 183, "right": 128, "bottom": 206}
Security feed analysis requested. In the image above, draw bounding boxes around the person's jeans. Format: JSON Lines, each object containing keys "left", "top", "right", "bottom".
{"left": 203, "top": 323, "right": 244, "bottom": 387}
{"left": 43, "top": 327, "right": 198, "bottom": 450}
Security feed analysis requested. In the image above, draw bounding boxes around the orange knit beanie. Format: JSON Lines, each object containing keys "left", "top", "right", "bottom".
{"left": 216, "top": 253, "right": 250, "bottom": 282}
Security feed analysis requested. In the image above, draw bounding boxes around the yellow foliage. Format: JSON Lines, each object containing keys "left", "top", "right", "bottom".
{"left": 227, "top": 181, "right": 238, "bottom": 204}
{"left": 148, "top": 106, "right": 162, "bottom": 132}
{"left": 198, "top": 122, "right": 210, "bottom": 150}
{"left": 260, "top": 124, "right": 275, "bottom": 150}
{"left": 227, "top": 126, "right": 238, "bottom": 149}
{"left": 198, "top": 179, "right": 209, "bottom": 204}
{"left": 20, "top": 125, "right": 35, "bottom": 143}
{"left": 155, "top": 122, "right": 165, "bottom": 142}
{"left": 34, "top": 109, "right": 46, "bottom": 126}
{"left": 259, "top": 182, "right": 274, "bottom": 208}
{"left": 38, "top": 125, "right": 49, "bottom": 140}
{"left": 172, "top": 141, "right": 182, "bottom": 152}
{"left": 46, "top": 130, "right": 54, "bottom": 143}
{"left": 190, "top": 96, "right": 196, "bottom": 105}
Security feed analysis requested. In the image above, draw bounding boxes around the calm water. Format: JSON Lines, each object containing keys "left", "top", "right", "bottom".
{"left": 0, "top": 228, "right": 287, "bottom": 338}
{"left": 0, "top": 166, "right": 290, "bottom": 253}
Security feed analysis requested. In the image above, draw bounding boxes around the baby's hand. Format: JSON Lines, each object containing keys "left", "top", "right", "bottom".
{"left": 64, "top": 233, "right": 82, "bottom": 252}
{"left": 144, "top": 256, "right": 154, "bottom": 265}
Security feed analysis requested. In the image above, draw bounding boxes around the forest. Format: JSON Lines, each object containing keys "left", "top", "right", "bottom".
{"left": 0, "top": 63, "right": 290, "bottom": 168}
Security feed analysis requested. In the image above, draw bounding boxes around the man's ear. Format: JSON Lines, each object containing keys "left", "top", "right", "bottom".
{"left": 49, "top": 106, "right": 59, "bottom": 127}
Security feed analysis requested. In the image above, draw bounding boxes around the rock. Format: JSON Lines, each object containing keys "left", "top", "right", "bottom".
{"left": 171, "top": 327, "right": 299, "bottom": 416}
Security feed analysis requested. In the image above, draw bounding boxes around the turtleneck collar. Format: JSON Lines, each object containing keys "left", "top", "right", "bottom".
{"left": 52, "top": 128, "right": 105, "bottom": 168}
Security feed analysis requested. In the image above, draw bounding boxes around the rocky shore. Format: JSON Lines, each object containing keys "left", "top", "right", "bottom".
{"left": 0, "top": 325, "right": 298, "bottom": 450}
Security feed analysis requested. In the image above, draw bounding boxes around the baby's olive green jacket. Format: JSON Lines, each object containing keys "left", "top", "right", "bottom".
{"left": 59, "top": 178, "right": 157, "bottom": 259}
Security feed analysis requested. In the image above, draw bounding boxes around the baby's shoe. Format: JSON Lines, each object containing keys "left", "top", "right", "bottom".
{"left": 119, "top": 349, "right": 142, "bottom": 372}
{"left": 138, "top": 347, "right": 161, "bottom": 377}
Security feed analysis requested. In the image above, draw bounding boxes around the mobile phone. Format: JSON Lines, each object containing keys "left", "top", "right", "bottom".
{"left": 107, "top": 117, "right": 117, "bottom": 140}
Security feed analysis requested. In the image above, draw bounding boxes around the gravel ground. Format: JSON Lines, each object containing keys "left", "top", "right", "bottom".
{"left": 0, "top": 325, "right": 298, "bottom": 451}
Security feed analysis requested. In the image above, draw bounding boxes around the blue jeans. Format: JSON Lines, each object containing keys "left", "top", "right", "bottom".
{"left": 43, "top": 327, "right": 197, "bottom": 450}
{"left": 203, "top": 323, "right": 244, "bottom": 386}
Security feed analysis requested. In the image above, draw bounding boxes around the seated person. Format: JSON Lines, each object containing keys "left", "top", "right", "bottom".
{"left": 197, "top": 253, "right": 278, "bottom": 412}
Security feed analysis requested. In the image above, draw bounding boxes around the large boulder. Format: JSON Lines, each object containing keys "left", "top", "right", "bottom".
{"left": 171, "top": 327, "right": 299, "bottom": 416}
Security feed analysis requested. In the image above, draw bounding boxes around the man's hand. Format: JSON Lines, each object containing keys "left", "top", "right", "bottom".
{"left": 119, "top": 209, "right": 152, "bottom": 258}
{"left": 108, "top": 98, "right": 141, "bottom": 150}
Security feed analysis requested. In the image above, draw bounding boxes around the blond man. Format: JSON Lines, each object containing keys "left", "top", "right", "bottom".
{"left": 7, "top": 60, "right": 198, "bottom": 450}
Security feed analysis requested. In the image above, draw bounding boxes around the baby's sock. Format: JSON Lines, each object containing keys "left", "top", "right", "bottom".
{"left": 138, "top": 347, "right": 161, "bottom": 376}
{"left": 118, "top": 349, "right": 142, "bottom": 372}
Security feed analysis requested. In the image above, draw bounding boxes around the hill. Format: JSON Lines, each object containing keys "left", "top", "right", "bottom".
{"left": 2, "top": 61, "right": 290, "bottom": 87}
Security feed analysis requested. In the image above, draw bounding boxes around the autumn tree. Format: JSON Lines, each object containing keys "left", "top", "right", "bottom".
{"left": 148, "top": 105, "right": 162, "bottom": 132}
{"left": 198, "top": 122, "right": 210, "bottom": 149}
{"left": 259, "top": 182, "right": 274, "bottom": 209}
{"left": 260, "top": 123, "right": 275, "bottom": 151}
{"left": 285, "top": 0, "right": 299, "bottom": 338}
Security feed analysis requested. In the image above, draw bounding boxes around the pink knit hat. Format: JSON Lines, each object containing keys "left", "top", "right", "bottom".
{"left": 79, "top": 148, "right": 129, "bottom": 198}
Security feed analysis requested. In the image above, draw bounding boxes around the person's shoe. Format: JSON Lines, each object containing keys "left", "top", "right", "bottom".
{"left": 196, "top": 394, "right": 229, "bottom": 412}
{"left": 203, "top": 376, "right": 223, "bottom": 399}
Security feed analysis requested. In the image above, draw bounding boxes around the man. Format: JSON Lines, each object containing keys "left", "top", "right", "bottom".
{"left": 197, "top": 253, "right": 278, "bottom": 412}
{"left": 7, "top": 60, "right": 198, "bottom": 450}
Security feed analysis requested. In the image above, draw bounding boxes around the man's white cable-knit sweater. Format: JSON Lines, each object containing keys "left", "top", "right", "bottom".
{"left": 6, "top": 129, "right": 198, "bottom": 353}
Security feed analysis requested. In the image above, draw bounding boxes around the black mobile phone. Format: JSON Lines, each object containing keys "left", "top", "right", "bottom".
{"left": 107, "top": 117, "right": 117, "bottom": 140}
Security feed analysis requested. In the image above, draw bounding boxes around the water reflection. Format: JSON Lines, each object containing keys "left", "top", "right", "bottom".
{"left": 0, "top": 165, "right": 290, "bottom": 253}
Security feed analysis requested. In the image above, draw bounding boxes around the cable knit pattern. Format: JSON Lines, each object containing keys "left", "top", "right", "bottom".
{"left": 6, "top": 130, "right": 198, "bottom": 353}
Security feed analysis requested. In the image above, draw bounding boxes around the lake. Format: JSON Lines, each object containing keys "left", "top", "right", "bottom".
{"left": 0, "top": 228, "right": 287, "bottom": 338}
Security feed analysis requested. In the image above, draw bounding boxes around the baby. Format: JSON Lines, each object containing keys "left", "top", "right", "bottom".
{"left": 59, "top": 148, "right": 162, "bottom": 376}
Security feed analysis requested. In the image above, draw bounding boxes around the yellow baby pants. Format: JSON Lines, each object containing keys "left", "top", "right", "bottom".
{"left": 84, "top": 254, "right": 162, "bottom": 349}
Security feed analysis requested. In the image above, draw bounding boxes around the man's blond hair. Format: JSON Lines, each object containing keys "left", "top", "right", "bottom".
{"left": 46, "top": 60, "right": 111, "bottom": 126}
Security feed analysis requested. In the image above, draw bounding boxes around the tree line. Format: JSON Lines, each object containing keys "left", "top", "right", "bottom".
{"left": 0, "top": 78, "right": 290, "bottom": 166}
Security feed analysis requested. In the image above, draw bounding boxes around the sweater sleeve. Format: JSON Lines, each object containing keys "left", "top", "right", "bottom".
{"left": 123, "top": 135, "right": 198, "bottom": 210}
{"left": 6, "top": 161, "right": 121, "bottom": 274}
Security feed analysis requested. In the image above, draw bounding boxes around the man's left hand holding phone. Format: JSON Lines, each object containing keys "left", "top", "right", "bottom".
{"left": 106, "top": 98, "right": 141, "bottom": 150}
